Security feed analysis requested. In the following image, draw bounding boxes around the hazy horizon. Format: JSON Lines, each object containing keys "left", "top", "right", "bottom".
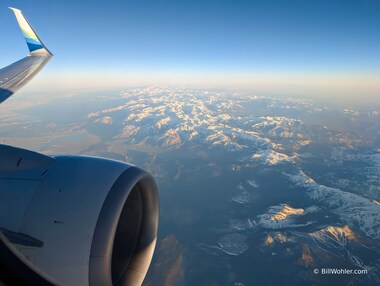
{"left": 1, "top": 0, "right": 379, "bottom": 105}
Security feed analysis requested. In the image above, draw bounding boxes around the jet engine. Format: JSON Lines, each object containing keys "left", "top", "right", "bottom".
{"left": 0, "top": 145, "right": 159, "bottom": 286}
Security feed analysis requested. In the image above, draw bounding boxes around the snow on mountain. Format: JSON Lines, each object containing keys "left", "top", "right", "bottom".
{"left": 310, "top": 225, "right": 357, "bottom": 248}
{"left": 308, "top": 225, "right": 375, "bottom": 271}
{"left": 94, "top": 116, "right": 113, "bottom": 124}
{"left": 155, "top": 117, "right": 171, "bottom": 129}
{"left": 251, "top": 149, "right": 294, "bottom": 165}
{"left": 263, "top": 232, "right": 288, "bottom": 246}
{"left": 252, "top": 116, "right": 302, "bottom": 139}
{"left": 85, "top": 89, "right": 379, "bottom": 244}
{"left": 287, "top": 171, "right": 380, "bottom": 239}
{"left": 158, "top": 128, "right": 182, "bottom": 147}
{"left": 87, "top": 87, "right": 307, "bottom": 154}
{"left": 115, "top": 125, "right": 140, "bottom": 139}
{"left": 257, "top": 204, "right": 314, "bottom": 229}
{"left": 88, "top": 104, "right": 128, "bottom": 118}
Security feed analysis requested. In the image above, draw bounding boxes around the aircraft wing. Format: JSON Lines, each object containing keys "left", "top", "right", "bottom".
{"left": 0, "top": 8, "right": 56, "bottom": 285}
{"left": 0, "top": 7, "right": 52, "bottom": 104}
{"left": 0, "top": 8, "right": 159, "bottom": 286}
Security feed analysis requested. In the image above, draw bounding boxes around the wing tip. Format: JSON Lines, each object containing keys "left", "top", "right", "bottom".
{"left": 8, "top": 6, "right": 53, "bottom": 56}
{"left": 8, "top": 7, "right": 21, "bottom": 13}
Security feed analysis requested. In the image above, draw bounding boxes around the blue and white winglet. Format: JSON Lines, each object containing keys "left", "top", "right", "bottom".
{"left": 0, "top": 8, "right": 52, "bottom": 104}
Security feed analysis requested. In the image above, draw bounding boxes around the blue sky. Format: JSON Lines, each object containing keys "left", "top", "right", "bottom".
{"left": 1, "top": 0, "right": 380, "bottom": 97}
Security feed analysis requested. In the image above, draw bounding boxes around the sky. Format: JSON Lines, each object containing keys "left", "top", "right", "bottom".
{"left": 0, "top": 0, "right": 380, "bottom": 100}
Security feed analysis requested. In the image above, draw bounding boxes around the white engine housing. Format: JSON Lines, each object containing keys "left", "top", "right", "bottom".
{"left": 0, "top": 145, "right": 159, "bottom": 286}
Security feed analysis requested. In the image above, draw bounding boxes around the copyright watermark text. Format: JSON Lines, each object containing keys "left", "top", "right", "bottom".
{"left": 313, "top": 268, "right": 368, "bottom": 275}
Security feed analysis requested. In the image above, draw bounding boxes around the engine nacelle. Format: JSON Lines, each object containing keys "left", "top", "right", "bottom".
{"left": 0, "top": 145, "right": 159, "bottom": 286}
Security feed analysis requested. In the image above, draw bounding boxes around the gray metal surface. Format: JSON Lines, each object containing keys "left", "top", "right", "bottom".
{"left": 17, "top": 155, "right": 131, "bottom": 286}
{"left": 0, "top": 144, "right": 55, "bottom": 173}
{"left": 0, "top": 231, "right": 58, "bottom": 286}
{"left": 0, "top": 55, "right": 51, "bottom": 104}
{"left": 0, "top": 145, "right": 159, "bottom": 286}
{"left": 0, "top": 7, "right": 159, "bottom": 286}
{"left": 0, "top": 227, "right": 43, "bottom": 248}
{"left": 89, "top": 167, "right": 159, "bottom": 286}
{"left": 0, "top": 145, "right": 56, "bottom": 234}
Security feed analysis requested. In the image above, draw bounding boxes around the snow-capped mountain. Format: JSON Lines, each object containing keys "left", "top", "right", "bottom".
{"left": 3, "top": 86, "right": 379, "bottom": 286}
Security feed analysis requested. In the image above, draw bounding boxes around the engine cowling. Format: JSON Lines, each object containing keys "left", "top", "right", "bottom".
{"left": 0, "top": 144, "right": 159, "bottom": 286}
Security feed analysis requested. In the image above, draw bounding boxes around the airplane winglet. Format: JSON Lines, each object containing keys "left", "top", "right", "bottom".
{"left": 9, "top": 7, "right": 52, "bottom": 56}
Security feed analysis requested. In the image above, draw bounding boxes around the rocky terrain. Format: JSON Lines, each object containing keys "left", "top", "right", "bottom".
{"left": 1, "top": 86, "right": 379, "bottom": 285}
